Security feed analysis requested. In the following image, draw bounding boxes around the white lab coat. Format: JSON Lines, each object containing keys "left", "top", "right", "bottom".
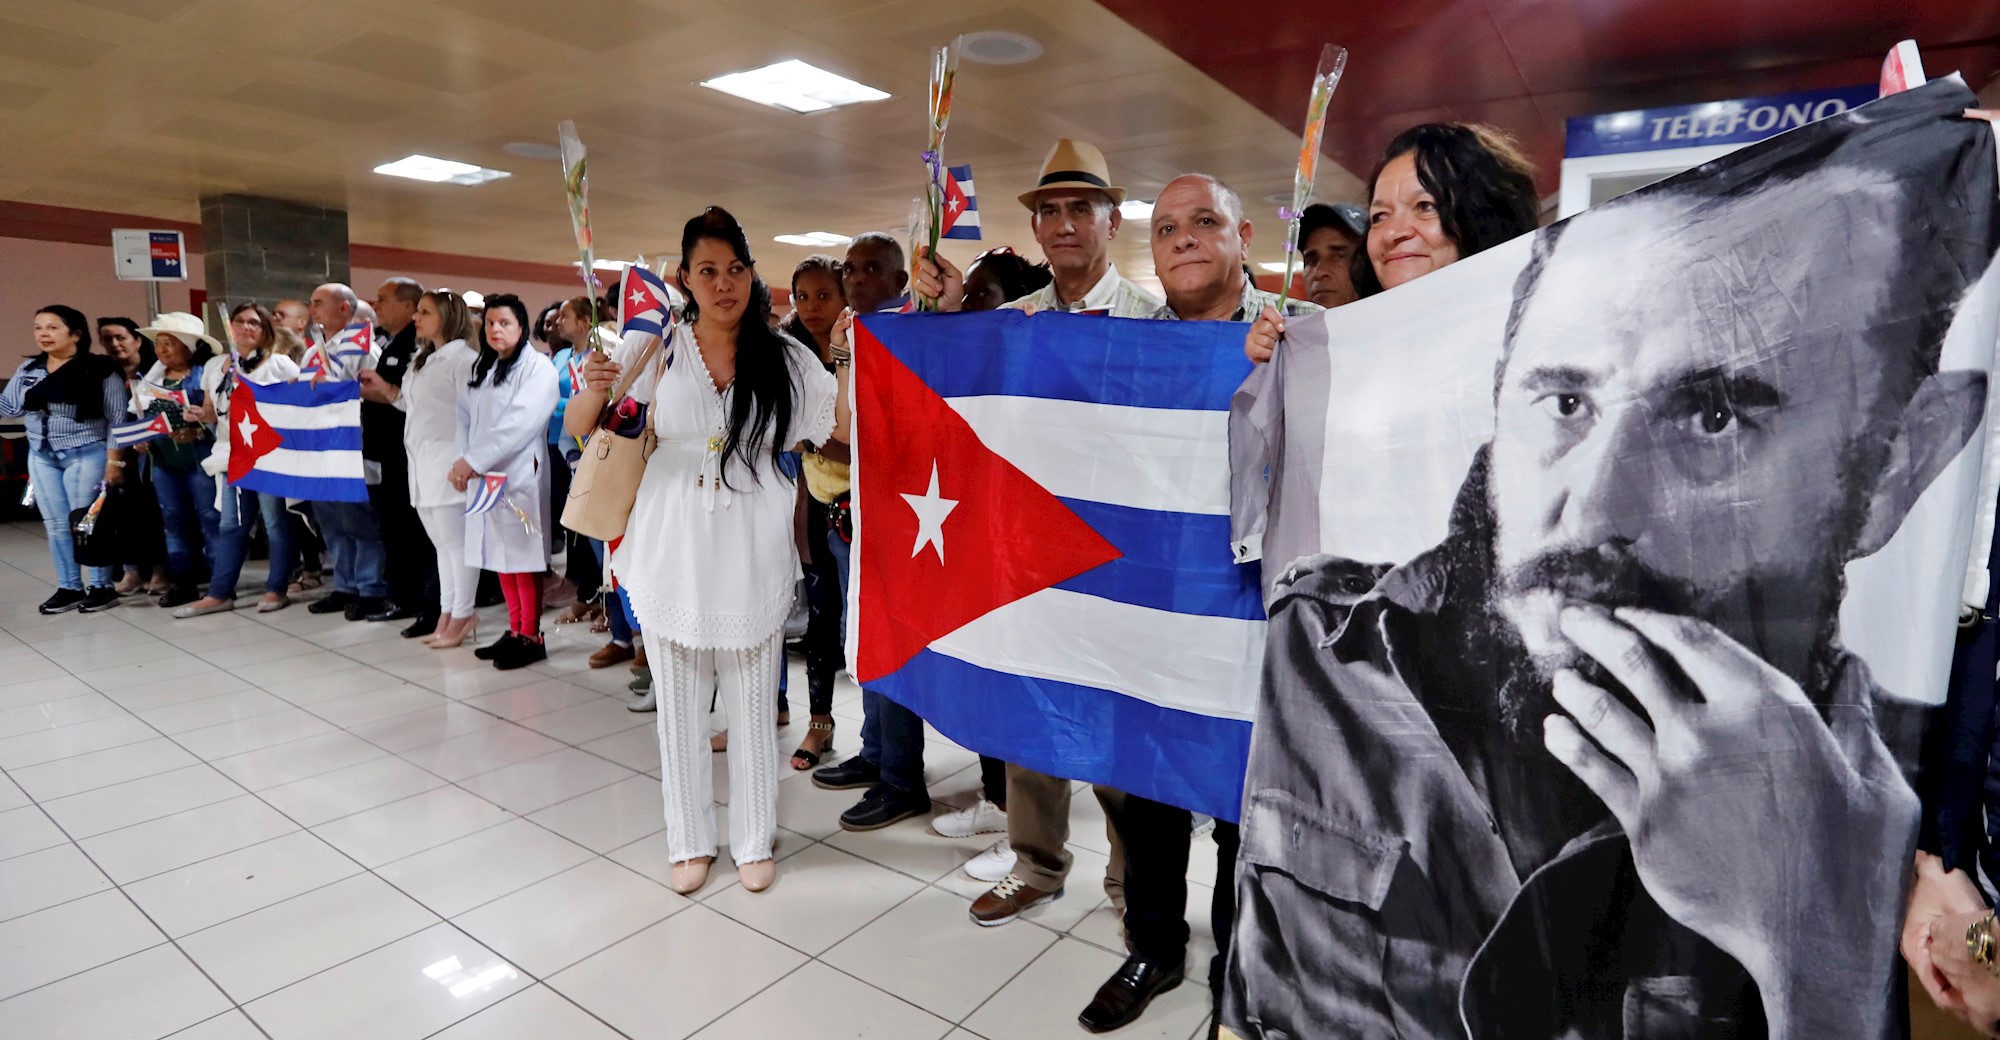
{"left": 457, "top": 348, "right": 559, "bottom": 573}
{"left": 394, "top": 339, "right": 477, "bottom": 509}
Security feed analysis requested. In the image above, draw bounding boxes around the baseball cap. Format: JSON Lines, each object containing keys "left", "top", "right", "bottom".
{"left": 1301, "top": 202, "right": 1367, "bottom": 240}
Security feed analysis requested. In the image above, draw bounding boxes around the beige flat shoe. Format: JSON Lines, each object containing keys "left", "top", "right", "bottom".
{"left": 739, "top": 858, "right": 776, "bottom": 893}
{"left": 668, "top": 856, "right": 713, "bottom": 895}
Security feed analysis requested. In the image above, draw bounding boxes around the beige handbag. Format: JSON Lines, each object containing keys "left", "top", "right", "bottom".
{"left": 560, "top": 336, "right": 664, "bottom": 541}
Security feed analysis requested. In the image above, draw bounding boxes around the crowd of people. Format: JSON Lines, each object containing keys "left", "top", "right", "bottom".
{"left": 13, "top": 117, "right": 2000, "bottom": 1037}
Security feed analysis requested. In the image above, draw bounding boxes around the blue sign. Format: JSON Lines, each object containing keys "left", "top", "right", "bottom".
{"left": 147, "top": 231, "right": 183, "bottom": 278}
{"left": 1565, "top": 84, "right": 1879, "bottom": 158}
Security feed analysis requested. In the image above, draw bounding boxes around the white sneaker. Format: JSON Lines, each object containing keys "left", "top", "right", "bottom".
{"left": 931, "top": 797, "right": 1007, "bottom": 838}
{"left": 964, "top": 838, "right": 1016, "bottom": 883}
{"left": 627, "top": 689, "right": 656, "bottom": 713}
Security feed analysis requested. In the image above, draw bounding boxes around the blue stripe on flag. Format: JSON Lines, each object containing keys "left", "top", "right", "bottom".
{"left": 1055, "top": 498, "right": 1264, "bottom": 620}
{"left": 940, "top": 225, "right": 982, "bottom": 241}
{"left": 863, "top": 311, "right": 1252, "bottom": 411}
{"left": 269, "top": 426, "right": 362, "bottom": 452}
{"left": 871, "top": 650, "right": 1250, "bottom": 821}
{"left": 256, "top": 380, "right": 360, "bottom": 408}
{"left": 232, "top": 470, "right": 369, "bottom": 503}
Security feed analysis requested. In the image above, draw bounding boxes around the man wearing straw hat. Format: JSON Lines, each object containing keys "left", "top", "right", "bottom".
{"left": 914, "top": 139, "right": 1161, "bottom": 938}
{"left": 916, "top": 138, "right": 1161, "bottom": 319}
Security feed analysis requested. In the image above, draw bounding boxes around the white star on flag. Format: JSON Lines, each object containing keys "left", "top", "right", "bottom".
{"left": 901, "top": 462, "right": 959, "bottom": 564}
{"left": 237, "top": 413, "right": 259, "bottom": 443}
{"left": 947, "top": 196, "right": 961, "bottom": 214}
{"left": 629, "top": 288, "right": 647, "bottom": 306}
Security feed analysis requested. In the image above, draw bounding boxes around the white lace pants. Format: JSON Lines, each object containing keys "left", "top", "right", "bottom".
{"left": 643, "top": 630, "right": 781, "bottom": 866}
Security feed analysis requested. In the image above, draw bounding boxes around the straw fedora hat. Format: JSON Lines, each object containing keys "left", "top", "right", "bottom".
{"left": 138, "top": 311, "right": 223, "bottom": 353}
{"left": 1017, "top": 138, "right": 1126, "bottom": 210}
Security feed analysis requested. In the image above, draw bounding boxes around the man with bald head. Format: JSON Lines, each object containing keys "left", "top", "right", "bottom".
{"left": 1063, "top": 173, "right": 1324, "bottom": 1035}
{"left": 303, "top": 282, "right": 391, "bottom": 622}
{"left": 1223, "top": 143, "right": 1998, "bottom": 1036}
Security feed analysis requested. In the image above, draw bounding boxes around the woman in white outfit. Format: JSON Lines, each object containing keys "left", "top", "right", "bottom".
{"left": 570, "top": 208, "right": 843, "bottom": 895}
{"left": 450, "top": 294, "right": 560, "bottom": 670}
{"left": 361, "top": 290, "right": 480, "bottom": 647}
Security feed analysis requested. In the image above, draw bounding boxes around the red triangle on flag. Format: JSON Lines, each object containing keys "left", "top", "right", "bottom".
{"left": 854, "top": 322, "right": 1121, "bottom": 682}
{"left": 941, "top": 173, "right": 970, "bottom": 236}
{"left": 226, "top": 381, "right": 285, "bottom": 484}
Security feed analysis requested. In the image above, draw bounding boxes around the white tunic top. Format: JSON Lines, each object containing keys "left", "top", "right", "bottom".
{"left": 457, "top": 349, "right": 560, "bottom": 573}
{"left": 394, "top": 339, "right": 477, "bottom": 509}
{"left": 614, "top": 324, "right": 838, "bottom": 649}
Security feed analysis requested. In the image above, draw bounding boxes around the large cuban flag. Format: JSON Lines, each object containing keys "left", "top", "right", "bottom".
{"left": 851, "top": 310, "right": 1263, "bottom": 820}
{"left": 225, "top": 378, "right": 368, "bottom": 502}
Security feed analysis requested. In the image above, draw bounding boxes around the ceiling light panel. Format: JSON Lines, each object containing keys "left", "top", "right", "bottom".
{"left": 774, "top": 231, "right": 852, "bottom": 247}
{"left": 701, "top": 60, "right": 889, "bottom": 114}
{"left": 372, "top": 154, "right": 510, "bottom": 185}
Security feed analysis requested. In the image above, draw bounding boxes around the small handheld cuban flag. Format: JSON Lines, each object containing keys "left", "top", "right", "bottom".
{"left": 940, "top": 164, "right": 980, "bottom": 241}
{"left": 617, "top": 264, "right": 675, "bottom": 342}
{"left": 139, "top": 381, "right": 189, "bottom": 408}
{"left": 324, "top": 321, "right": 374, "bottom": 380}
{"left": 466, "top": 473, "right": 509, "bottom": 515}
{"left": 298, "top": 346, "right": 325, "bottom": 382}
{"left": 111, "top": 414, "right": 172, "bottom": 447}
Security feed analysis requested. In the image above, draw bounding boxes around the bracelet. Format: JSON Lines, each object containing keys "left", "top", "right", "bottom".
{"left": 105, "top": 459, "right": 125, "bottom": 468}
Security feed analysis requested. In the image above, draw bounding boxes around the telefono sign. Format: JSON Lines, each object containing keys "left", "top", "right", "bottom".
{"left": 1565, "top": 84, "right": 1880, "bottom": 158}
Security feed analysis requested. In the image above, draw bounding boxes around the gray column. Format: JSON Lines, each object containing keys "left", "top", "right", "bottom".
{"left": 199, "top": 194, "right": 350, "bottom": 305}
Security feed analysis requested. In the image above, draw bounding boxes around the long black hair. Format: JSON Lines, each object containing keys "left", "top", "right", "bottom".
{"left": 679, "top": 207, "right": 793, "bottom": 486}
{"left": 1351, "top": 123, "right": 1540, "bottom": 299}
{"left": 469, "top": 293, "right": 533, "bottom": 388}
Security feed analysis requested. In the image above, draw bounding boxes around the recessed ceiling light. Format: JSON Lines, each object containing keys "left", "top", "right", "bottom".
{"left": 1118, "top": 200, "right": 1154, "bottom": 220}
{"left": 959, "top": 30, "right": 1043, "bottom": 66}
{"left": 573, "top": 259, "right": 631, "bottom": 271}
{"left": 701, "top": 60, "right": 889, "bottom": 114}
{"left": 372, "top": 154, "right": 510, "bottom": 185}
{"left": 501, "top": 141, "right": 561, "bottom": 160}
{"left": 774, "top": 231, "right": 852, "bottom": 247}
{"left": 1258, "top": 262, "right": 1290, "bottom": 273}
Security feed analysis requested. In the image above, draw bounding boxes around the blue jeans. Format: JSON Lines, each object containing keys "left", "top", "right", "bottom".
{"left": 209, "top": 488, "right": 292, "bottom": 600}
{"left": 830, "top": 529, "right": 924, "bottom": 795}
{"left": 152, "top": 458, "right": 220, "bottom": 588}
{"left": 29, "top": 444, "right": 111, "bottom": 590}
{"left": 315, "top": 500, "right": 387, "bottom": 598}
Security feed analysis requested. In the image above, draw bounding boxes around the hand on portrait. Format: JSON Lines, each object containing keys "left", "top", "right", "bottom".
{"left": 447, "top": 458, "right": 476, "bottom": 492}
{"left": 1539, "top": 606, "right": 1917, "bottom": 984}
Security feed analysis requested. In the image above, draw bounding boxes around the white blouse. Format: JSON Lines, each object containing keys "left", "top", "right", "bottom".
{"left": 613, "top": 324, "right": 838, "bottom": 648}
{"left": 394, "top": 339, "right": 477, "bottom": 509}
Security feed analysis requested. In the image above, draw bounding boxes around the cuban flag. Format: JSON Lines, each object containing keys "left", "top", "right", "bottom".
{"left": 465, "top": 473, "right": 508, "bottom": 515}
{"left": 111, "top": 414, "right": 171, "bottom": 447}
{"left": 940, "top": 164, "right": 980, "bottom": 241}
{"left": 617, "top": 264, "right": 675, "bottom": 340}
{"left": 225, "top": 378, "right": 367, "bottom": 502}
{"left": 322, "top": 321, "right": 374, "bottom": 381}
{"left": 137, "top": 382, "right": 189, "bottom": 408}
{"left": 851, "top": 311, "right": 1263, "bottom": 820}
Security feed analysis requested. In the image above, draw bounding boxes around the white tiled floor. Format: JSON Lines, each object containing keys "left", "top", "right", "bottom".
{"left": 0, "top": 522, "right": 1220, "bottom": 1040}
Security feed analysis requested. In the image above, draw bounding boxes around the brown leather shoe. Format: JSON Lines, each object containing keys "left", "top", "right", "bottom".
{"left": 969, "top": 874, "right": 1062, "bottom": 927}
{"left": 588, "top": 641, "right": 635, "bottom": 669}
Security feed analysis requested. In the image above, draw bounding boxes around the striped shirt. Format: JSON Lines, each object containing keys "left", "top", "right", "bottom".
{"left": 1004, "top": 263, "right": 1161, "bottom": 319}
{"left": 0, "top": 355, "right": 129, "bottom": 452}
{"left": 1145, "top": 279, "right": 1323, "bottom": 323}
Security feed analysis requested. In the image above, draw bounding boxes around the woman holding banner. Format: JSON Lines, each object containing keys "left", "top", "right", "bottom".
{"left": 450, "top": 293, "right": 559, "bottom": 670}
{"left": 1243, "top": 121, "right": 1539, "bottom": 361}
{"left": 570, "top": 207, "right": 844, "bottom": 896}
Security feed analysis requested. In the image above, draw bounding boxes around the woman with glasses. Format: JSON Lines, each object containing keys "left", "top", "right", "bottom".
{"left": 170, "top": 303, "right": 302, "bottom": 617}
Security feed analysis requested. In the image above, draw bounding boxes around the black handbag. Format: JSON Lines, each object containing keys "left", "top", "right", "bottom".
{"left": 70, "top": 484, "right": 148, "bottom": 568}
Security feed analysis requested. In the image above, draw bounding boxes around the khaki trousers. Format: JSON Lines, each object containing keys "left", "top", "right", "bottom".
{"left": 1005, "top": 763, "right": 1125, "bottom": 904}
